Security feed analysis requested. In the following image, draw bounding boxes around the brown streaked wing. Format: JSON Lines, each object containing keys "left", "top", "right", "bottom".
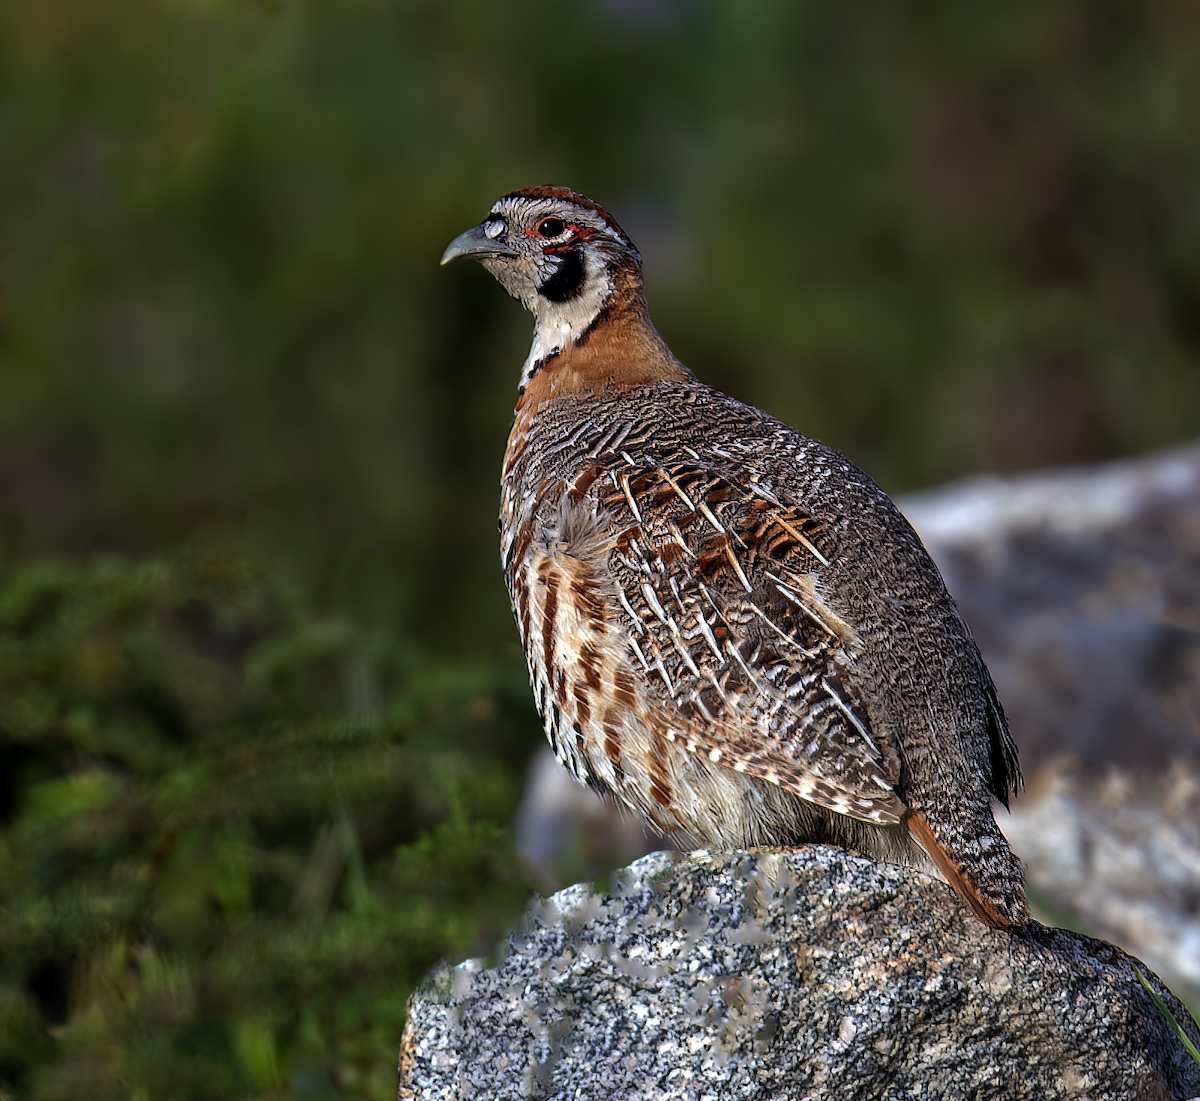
{"left": 599, "top": 460, "right": 907, "bottom": 826}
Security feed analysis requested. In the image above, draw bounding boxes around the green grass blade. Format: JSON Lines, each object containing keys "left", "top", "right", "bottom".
{"left": 1137, "top": 969, "right": 1200, "bottom": 1066}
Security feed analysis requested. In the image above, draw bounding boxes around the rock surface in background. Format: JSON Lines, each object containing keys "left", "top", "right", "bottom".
{"left": 400, "top": 848, "right": 1200, "bottom": 1101}
{"left": 902, "top": 440, "right": 1200, "bottom": 774}
{"left": 1004, "top": 762, "right": 1200, "bottom": 1004}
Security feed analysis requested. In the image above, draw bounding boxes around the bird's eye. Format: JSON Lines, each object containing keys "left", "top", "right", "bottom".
{"left": 538, "top": 217, "right": 566, "bottom": 238}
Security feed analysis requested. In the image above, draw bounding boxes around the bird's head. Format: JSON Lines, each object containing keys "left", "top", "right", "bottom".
{"left": 442, "top": 186, "right": 647, "bottom": 382}
{"left": 442, "top": 185, "right": 640, "bottom": 308}
{"left": 442, "top": 185, "right": 687, "bottom": 395}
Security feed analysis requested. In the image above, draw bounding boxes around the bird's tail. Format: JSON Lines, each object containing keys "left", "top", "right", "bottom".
{"left": 907, "top": 812, "right": 1029, "bottom": 930}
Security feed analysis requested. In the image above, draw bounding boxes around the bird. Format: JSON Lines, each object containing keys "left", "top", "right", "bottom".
{"left": 441, "top": 185, "right": 1028, "bottom": 929}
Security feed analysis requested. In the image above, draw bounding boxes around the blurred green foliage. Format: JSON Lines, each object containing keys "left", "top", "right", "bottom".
{"left": 1, "top": 0, "right": 1198, "bottom": 1096}
{"left": 0, "top": 555, "right": 532, "bottom": 1097}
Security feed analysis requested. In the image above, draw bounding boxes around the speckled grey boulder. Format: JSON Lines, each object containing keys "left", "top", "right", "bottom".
{"left": 399, "top": 848, "right": 1200, "bottom": 1101}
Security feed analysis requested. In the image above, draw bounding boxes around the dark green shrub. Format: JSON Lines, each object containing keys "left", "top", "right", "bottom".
{"left": 0, "top": 556, "right": 533, "bottom": 1099}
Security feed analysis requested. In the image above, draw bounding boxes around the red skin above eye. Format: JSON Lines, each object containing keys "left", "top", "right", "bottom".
{"left": 533, "top": 223, "right": 597, "bottom": 253}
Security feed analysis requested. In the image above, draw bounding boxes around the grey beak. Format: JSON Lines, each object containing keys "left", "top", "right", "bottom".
{"left": 440, "top": 223, "right": 517, "bottom": 266}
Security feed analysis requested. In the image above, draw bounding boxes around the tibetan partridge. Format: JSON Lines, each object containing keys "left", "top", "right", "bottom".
{"left": 442, "top": 185, "right": 1027, "bottom": 929}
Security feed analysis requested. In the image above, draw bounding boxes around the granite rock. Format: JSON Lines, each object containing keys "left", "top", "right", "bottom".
{"left": 399, "top": 848, "right": 1200, "bottom": 1101}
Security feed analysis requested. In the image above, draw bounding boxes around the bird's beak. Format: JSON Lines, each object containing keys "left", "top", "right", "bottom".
{"left": 440, "top": 223, "right": 517, "bottom": 266}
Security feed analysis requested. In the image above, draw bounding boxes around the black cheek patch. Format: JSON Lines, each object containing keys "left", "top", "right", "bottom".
{"left": 538, "top": 247, "right": 585, "bottom": 303}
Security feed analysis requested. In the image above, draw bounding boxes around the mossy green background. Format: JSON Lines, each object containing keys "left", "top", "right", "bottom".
{"left": 1, "top": 1, "right": 1198, "bottom": 1096}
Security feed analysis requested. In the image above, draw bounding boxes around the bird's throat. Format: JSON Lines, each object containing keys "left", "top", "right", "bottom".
{"left": 520, "top": 261, "right": 615, "bottom": 391}
{"left": 517, "top": 267, "right": 692, "bottom": 412}
{"left": 515, "top": 306, "right": 692, "bottom": 420}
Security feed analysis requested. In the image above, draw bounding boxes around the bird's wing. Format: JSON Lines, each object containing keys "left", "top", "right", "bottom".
{"left": 592, "top": 457, "right": 908, "bottom": 826}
